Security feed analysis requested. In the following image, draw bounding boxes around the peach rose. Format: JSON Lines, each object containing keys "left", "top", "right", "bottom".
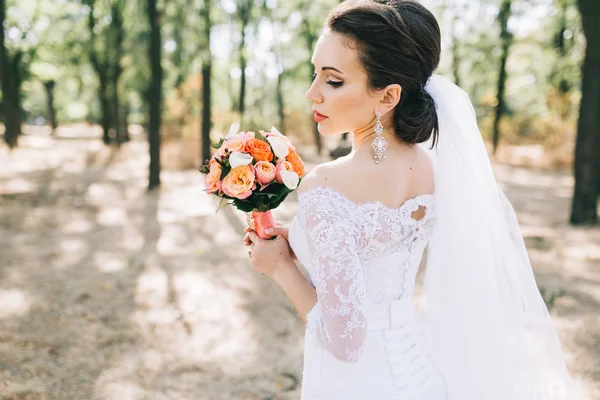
{"left": 221, "top": 165, "right": 256, "bottom": 200}
{"left": 254, "top": 161, "right": 276, "bottom": 186}
{"left": 204, "top": 162, "right": 222, "bottom": 194}
{"left": 243, "top": 131, "right": 255, "bottom": 142}
{"left": 245, "top": 138, "right": 274, "bottom": 162}
{"left": 275, "top": 160, "right": 295, "bottom": 184}
{"left": 285, "top": 148, "right": 305, "bottom": 177}
{"left": 222, "top": 134, "right": 246, "bottom": 153}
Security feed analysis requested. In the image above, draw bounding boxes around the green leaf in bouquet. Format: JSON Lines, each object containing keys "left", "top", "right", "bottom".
{"left": 255, "top": 183, "right": 290, "bottom": 209}
{"left": 232, "top": 198, "right": 255, "bottom": 213}
{"left": 255, "top": 195, "right": 271, "bottom": 212}
{"left": 271, "top": 178, "right": 301, "bottom": 208}
{"left": 216, "top": 198, "right": 232, "bottom": 214}
{"left": 252, "top": 188, "right": 281, "bottom": 200}
{"left": 219, "top": 164, "right": 231, "bottom": 181}
{"left": 265, "top": 182, "right": 290, "bottom": 198}
{"left": 214, "top": 156, "right": 227, "bottom": 167}
{"left": 255, "top": 130, "right": 267, "bottom": 142}
{"left": 211, "top": 138, "right": 225, "bottom": 149}
{"left": 268, "top": 191, "right": 291, "bottom": 210}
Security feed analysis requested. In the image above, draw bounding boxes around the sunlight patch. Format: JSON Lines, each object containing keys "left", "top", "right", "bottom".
{"left": 97, "top": 207, "right": 128, "bottom": 226}
{"left": 61, "top": 216, "right": 94, "bottom": 234}
{"left": 0, "top": 289, "right": 31, "bottom": 319}
{"left": 564, "top": 243, "right": 600, "bottom": 262}
{"left": 135, "top": 267, "right": 169, "bottom": 309}
{"left": 95, "top": 380, "right": 145, "bottom": 400}
{"left": 95, "top": 252, "right": 128, "bottom": 273}
{"left": 0, "top": 178, "right": 35, "bottom": 194}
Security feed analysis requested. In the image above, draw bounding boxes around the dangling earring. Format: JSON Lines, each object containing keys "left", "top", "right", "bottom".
{"left": 372, "top": 111, "right": 387, "bottom": 164}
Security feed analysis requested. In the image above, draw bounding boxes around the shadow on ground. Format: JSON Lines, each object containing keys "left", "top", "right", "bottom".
{"left": 0, "top": 136, "right": 597, "bottom": 399}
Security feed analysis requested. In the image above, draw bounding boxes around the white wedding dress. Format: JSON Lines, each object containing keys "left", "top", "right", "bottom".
{"left": 288, "top": 185, "right": 447, "bottom": 400}
{"left": 285, "top": 75, "right": 572, "bottom": 399}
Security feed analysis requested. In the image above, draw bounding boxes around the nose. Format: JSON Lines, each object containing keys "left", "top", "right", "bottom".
{"left": 305, "top": 79, "right": 323, "bottom": 104}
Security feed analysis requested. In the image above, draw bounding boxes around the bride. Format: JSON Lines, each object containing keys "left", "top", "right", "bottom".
{"left": 243, "top": 1, "right": 573, "bottom": 399}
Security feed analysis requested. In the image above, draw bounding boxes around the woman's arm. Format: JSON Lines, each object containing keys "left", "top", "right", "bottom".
{"left": 244, "top": 229, "right": 317, "bottom": 325}
{"left": 272, "top": 261, "right": 318, "bottom": 325}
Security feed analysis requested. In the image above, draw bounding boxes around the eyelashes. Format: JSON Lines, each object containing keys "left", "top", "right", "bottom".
{"left": 311, "top": 73, "right": 344, "bottom": 89}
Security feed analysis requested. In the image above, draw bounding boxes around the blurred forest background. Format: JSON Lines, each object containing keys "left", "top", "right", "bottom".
{"left": 0, "top": 0, "right": 599, "bottom": 223}
{"left": 1, "top": 0, "right": 600, "bottom": 399}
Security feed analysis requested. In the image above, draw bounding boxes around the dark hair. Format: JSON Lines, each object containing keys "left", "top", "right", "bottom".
{"left": 326, "top": 0, "right": 440, "bottom": 148}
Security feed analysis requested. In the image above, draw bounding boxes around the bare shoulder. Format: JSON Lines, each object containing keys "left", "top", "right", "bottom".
{"left": 297, "top": 159, "right": 347, "bottom": 194}
{"left": 412, "top": 144, "right": 435, "bottom": 194}
{"left": 297, "top": 144, "right": 434, "bottom": 207}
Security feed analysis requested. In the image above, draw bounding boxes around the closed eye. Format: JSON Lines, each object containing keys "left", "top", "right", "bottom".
{"left": 312, "top": 73, "right": 344, "bottom": 89}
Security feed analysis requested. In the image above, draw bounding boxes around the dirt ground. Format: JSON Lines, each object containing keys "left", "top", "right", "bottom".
{"left": 0, "top": 133, "right": 598, "bottom": 400}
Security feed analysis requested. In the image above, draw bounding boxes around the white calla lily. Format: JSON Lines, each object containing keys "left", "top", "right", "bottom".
{"left": 280, "top": 170, "right": 299, "bottom": 190}
{"left": 225, "top": 122, "right": 240, "bottom": 139}
{"left": 229, "top": 151, "right": 253, "bottom": 168}
{"left": 266, "top": 136, "right": 289, "bottom": 159}
{"left": 270, "top": 126, "right": 294, "bottom": 148}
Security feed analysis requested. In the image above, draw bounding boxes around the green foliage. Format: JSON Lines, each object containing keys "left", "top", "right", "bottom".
{"left": 539, "top": 286, "right": 566, "bottom": 311}
{"left": 0, "top": 0, "right": 584, "bottom": 161}
{"left": 231, "top": 181, "right": 296, "bottom": 213}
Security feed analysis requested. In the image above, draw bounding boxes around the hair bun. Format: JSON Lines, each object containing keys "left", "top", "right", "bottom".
{"left": 392, "top": 88, "right": 438, "bottom": 146}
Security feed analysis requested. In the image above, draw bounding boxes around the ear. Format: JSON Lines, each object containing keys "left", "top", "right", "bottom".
{"left": 378, "top": 84, "right": 402, "bottom": 115}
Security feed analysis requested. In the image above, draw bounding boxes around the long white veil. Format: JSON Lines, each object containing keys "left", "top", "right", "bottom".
{"left": 419, "top": 74, "right": 573, "bottom": 399}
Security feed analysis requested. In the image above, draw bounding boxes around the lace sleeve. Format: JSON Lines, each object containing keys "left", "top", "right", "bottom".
{"left": 301, "top": 193, "right": 367, "bottom": 363}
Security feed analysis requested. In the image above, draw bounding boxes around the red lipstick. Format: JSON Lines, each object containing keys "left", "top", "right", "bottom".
{"left": 313, "top": 110, "right": 328, "bottom": 123}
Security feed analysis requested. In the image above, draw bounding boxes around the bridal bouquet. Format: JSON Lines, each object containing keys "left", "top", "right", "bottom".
{"left": 200, "top": 123, "right": 305, "bottom": 239}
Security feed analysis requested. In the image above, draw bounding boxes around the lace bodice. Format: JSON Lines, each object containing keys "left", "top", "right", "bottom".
{"left": 288, "top": 186, "right": 436, "bottom": 364}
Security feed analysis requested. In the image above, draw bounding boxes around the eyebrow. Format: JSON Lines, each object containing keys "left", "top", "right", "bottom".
{"left": 311, "top": 63, "right": 344, "bottom": 75}
{"left": 322, "top": 66, "right": 343, "bottom": 74}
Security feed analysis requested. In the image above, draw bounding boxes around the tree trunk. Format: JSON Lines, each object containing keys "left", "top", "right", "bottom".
{"left": 44, "top": 80, "right": 58, "bottom": 135}
{"left": 275, "top": 59, "right": 285, "bottom": 133}
{"left": 450, "top": 14, "right": 461, "bottom": 87}
{"left": 112, "top": 83, "right": 122, "bottom": 144}
{"left": 112, "top": 1, "right": 126, "bottom": 144}
{"left": 201, "top": 63, "right": 212, "bottom": 164}
{"left": 492, "top": 0, "right": 512, "bottom": 156}
{"left": 86, "top": 1, "right": 114, "bottom": 145}
{"left": 570, "top": 0, "right": 600, "bottom": 225}
{"left": 120, "top": 102, "right": 130, "bottom": 142}
{"left": 87, "top": 0, "right": 127, "bottom": 146}
{"left": 6, "top": 54, "right": 23, "bottom": 148}
{"left": 551, "top": 0, "right": 574, "bottom": 119}
{"left": 99, "top": 78, "right": 111, "bottom": 145}
{"left": 0, "top": 0, "right": 21, "bottom": 148}
{"left": 200, "top": 0, "right": 213, "bottom": 165}
{"left": 236, "top": 0, "right": 252, "bottom": 119}
{"left": 238, "top": 21, "right": 247, "bottom": 117}
{"left": 147, "top": 0, "right": 162, "bottom": 190}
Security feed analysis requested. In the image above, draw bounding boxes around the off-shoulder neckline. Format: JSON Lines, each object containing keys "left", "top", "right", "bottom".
{"left": 297, "top": 185, "right": 435, "bottom": 214}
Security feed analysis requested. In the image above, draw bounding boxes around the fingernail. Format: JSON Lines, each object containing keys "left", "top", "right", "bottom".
{"left": 265, "top": 228, "right": 273, "bottom": 233}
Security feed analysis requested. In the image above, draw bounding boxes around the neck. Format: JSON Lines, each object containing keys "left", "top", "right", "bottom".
{"left": 350, "top": 116, "right": 406, "bottom": 162}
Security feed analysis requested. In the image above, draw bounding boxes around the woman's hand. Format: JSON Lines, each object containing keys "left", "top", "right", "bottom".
{"left": 244, "top": 222, "right": 297, "bottom": 278}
